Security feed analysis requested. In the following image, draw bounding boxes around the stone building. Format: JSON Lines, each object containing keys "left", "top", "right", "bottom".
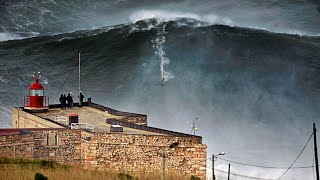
{"left": 0, "top": 76, "right": 207, "bottom": 179}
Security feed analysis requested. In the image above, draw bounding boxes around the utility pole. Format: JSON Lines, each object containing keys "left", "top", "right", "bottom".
{"left": 227, "top": 163, "right": 230, "bottom": 180}
{"left": 162, "top": 147, "right": 165, "bottom": 180}
{"left": 212, "top": 154, "right": 215, "bottom": 180}
{"left": 314, "top": 123, "right": 320, "bottom": 180}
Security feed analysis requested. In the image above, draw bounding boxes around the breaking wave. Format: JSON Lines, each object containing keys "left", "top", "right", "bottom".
{"left": 129, "top": 10, "right": 233, "bottom": 26}
{"left": 129, "top": 10, "right": 320, "bottom": 37}
{"left": 1, "top": 2, "right": 320, "bottom": 180}
{"left": 0, "top": 16, "right": 320, "bottom": 179}
{"left": 0, "top": 33, "right": 22, "bottom": 42}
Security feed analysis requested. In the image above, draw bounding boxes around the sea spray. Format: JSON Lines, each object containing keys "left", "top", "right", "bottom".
{"left": 151, "top": 23, "right": 174, "bottom": 84}
{"left": 0, "top": 33, "right": 22, "bottom": 42}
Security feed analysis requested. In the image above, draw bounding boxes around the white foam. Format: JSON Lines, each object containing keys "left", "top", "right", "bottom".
{"left": 0, "top": 33, "right": 23, "bottom": 42}
{"left": 129, "top": 10, "right": 320, "bottom": 37}
{"left": 129, "top": 9, "right": 234, "bottom": 26}
{"left": 130, "top": 10, "right": 200, "bottom": 23}
{"left": 151, "top": 24, "right": 175, "bottom": 84}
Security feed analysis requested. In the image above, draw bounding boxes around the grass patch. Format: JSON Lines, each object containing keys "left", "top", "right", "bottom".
{"left": 0, "top": 157, "right": 69, "bottom": 169}
{"left": 0, "top": 157, "right": 194, "bottom": 180}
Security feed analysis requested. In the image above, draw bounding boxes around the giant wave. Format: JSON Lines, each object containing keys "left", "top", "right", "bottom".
{"left": 0, "top": 13, "right": 320, "bottom": 180}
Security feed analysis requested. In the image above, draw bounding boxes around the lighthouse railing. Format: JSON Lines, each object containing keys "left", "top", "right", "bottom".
{"left": 24, "top": 97, "right": 30, "bottom": 107}
{"left": 54, "top": 116, "right": 68, "bottom": 125}
{"left": 43, "top": 96, "right": 49, "bottom": 107}
{"left": 71, "top": 123, "right": 94, "bottom": 132}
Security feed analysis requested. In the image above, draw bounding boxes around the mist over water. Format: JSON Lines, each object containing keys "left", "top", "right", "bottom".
{"left": 1, "top": 0, "right": 320, "bottom": 179}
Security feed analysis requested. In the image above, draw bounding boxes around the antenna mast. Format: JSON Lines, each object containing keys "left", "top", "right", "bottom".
{"left": 191, "top": 118, "right": 199, "bottom": 136}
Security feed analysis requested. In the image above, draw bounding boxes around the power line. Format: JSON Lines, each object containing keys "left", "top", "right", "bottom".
{"left": 277, "top": 132, "right": 314, "bottom": 180}
{"left": 214, "top": 168, "right": 276, "bottom": 180}
{"left": 216, "top": 157, "right": 317, "bottom": 169}
{"left": 211, "top": 132, "right": 314, "bottom": 180}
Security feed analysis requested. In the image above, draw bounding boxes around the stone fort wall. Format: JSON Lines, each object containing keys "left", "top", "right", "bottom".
{"left": 0, "top": 129, "right": 206, "bottom": 179}
{"left": 0, "top": 129, "right": 82, "bottom": 165}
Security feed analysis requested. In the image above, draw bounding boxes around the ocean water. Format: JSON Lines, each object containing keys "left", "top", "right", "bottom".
{"left": 0, "top": 0, "right": 320, "bottom": 179}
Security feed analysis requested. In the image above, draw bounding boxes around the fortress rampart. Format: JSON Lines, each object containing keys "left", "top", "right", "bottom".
{"left": 0, "top": 128, "right": 206, "bottom": 178}
{"left": 0, "top": 101, "right": 208, "bottom": 179}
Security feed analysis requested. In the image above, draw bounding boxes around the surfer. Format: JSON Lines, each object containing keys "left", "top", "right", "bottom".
{"left": 161, "top": 71, "right": 165, "bottom": 85}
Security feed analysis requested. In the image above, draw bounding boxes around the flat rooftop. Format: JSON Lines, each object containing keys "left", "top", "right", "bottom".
{"left": 33, "top": 106, "right": 166, "bottom": 135}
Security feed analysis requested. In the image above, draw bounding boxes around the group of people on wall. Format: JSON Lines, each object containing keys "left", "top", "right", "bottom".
{"left": 59, "top": 92, "right": 84, "bottom": 109}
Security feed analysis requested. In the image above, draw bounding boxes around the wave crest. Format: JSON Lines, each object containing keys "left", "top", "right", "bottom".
{"left": 129, "top": 10, "right": 320, "bottom": 37}
{"left": 129, "top": 10, "right": 234, "bottom": 26}
{"left": 0, "top": 33, "right": 23, "bottom": 42}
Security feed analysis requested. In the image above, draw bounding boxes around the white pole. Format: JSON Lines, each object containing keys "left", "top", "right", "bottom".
{"left": 79, "top": 52, "right": 81, "bottom": 105}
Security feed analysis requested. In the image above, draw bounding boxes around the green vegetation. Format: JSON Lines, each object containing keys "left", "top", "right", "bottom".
{"left": 0, "top": 157, "right": 194, "bottom": 180}
{"left": 0, "top": 157, "right": 69, "bottom": 169}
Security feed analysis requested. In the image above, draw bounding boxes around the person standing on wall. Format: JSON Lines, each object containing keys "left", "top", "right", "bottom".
{"left": 59, "top": 94, "right": 64, "bottom": 110}
{"left": 79, "top": 91, "right": 84, "bottom": 106}
{"left": 70, "top": 92, "right": 74, "bottom": 108}
{"left": 63, "top": 94, "right": 67, "bottom": 109}
{"left": 66, "top": 93, "right": 73, "bottom": 108}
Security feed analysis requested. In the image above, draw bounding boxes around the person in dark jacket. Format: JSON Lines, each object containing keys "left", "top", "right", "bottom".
{"left": 70, "top": 92, "right": 74, "bottom": 108}
{"left": 59, "top": 94, "right": 64, "bottom": 109}
{"left": 63, "top": 94, "right": 67, "bottom": 109}
{"left": 67, "top": 93, "right": 73, "bottom": 108}
{"left": 79, "top": 91, "right": 84, "bottom": 106}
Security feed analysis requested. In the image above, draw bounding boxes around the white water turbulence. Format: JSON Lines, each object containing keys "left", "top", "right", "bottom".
{"left": 0, "top": 33, "right": 23, "bottom": 42}
{"left": 151, "top": 24, "right": 174, "bottom": 84}
{"left": 128, "top": 9, "right": 320, "bottom": 36}
{"left": 129, "top": 10, "right": 233, "bottom": 26}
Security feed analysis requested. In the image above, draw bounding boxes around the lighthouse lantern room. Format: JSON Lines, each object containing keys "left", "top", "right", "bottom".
{"left": 24, "top": 73, "right": 49, "bottom": 111}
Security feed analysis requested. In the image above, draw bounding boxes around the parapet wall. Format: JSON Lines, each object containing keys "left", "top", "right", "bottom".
{"left": 106, "top": 118, "right": 202, "bottom": 139}
{"left": 12, "top": 108, "right": 64, "bottom": 129}
{"left": 88, "top": 102, "right": 147, "bottom": 125}
{"left": 0, "top": 129, "right": 206, "bottom": 179}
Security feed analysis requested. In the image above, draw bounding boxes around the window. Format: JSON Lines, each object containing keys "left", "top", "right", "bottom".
{"left": 43, "top": 133, "right": 59, "bottom": 147}
{"left": 30, "top": 90, "right": 44, "bottom": 96}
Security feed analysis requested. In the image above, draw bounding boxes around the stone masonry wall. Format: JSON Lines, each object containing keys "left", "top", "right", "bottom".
{"left": 0, "top": 133, "right": 34, "bottom": 158}
{"left": 0, "top": 129, "right": 206, "bottom": 179}
{"left": 81, "top": 132, "right": 206, "bottom": 179}
{"left": 31, "top": 130, "right": 82, "bottom": 164}
{"left": 0, "top": 129, "right": 82, "bottom": 165}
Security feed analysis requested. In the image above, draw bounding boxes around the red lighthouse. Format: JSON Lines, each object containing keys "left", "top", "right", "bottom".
{"left": 24, "top": 74, "right": 49, "bottom": 111}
